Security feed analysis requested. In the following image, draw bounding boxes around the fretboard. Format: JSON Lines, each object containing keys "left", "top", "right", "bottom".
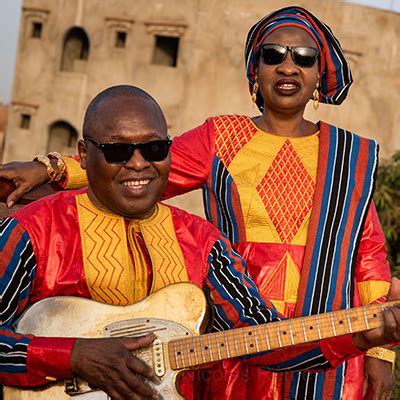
{"left": 167, "top": 301, "right": 396, "bottom": 370}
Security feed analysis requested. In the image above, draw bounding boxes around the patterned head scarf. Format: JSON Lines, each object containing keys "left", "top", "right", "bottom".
{"left": 245, "top": 6, "right": 352, "bottom": 111}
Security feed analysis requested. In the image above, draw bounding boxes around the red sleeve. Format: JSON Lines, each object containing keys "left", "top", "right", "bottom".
{"left": 26, "top": 337, "right": 76, "bottom": 382}
{"left": 163, "top": 119, "right": 215, "bottom": 199}
{"left": 355, "top": 202, "right": 391, "bottom": 305}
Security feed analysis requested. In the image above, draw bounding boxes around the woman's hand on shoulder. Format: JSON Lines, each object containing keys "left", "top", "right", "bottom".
{"left": 0, "top": 161, "right": 49, "bottom": 207}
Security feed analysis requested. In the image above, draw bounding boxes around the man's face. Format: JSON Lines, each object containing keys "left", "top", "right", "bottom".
{"left": 79, "top": 95, "right": 170, "bottom": 219}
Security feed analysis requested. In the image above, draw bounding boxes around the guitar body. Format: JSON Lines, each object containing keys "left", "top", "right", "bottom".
{"left": 4, "top": 283, "right": 207, "bottom": 400}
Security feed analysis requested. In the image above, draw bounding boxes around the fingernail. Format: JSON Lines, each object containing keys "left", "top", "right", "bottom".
{"left": 7, "top": 201, "right": 14, "bottom": 208}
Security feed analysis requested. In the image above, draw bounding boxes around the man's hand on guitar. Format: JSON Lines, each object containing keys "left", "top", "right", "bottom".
{"left": 71, "top": 333, "right": 159, "bottom": 400}
{"left": 353, "top": 278, "right": 400, "bottom": 350}
{"left": 0, "top": 161, "right": 49, "bottom": 208}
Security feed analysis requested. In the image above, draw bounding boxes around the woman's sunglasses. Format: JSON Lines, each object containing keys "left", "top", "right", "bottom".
{"left": 259, "top": 44, "right": 319, "bottom": 68}
{"left": 84, "top": 136, "right": 172, "bottom": 164}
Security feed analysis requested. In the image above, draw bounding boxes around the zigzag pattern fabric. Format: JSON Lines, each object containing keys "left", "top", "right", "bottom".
{"left": 244, "top": 6, "right": 353, "bottom": 110}
{"left": 76, "top": 194, "right": 188, "bottom": 305}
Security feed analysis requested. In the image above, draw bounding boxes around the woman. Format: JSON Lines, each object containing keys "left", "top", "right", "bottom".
{"left": 0, "top": 6, "right": 394, "bottom": 400}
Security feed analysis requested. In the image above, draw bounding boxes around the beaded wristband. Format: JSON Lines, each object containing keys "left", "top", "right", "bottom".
{"left": 33, "top": 155, "right": 58, "bottom": 182}
{"left": 47, "top": 152, "right": 66, "bottom": 182}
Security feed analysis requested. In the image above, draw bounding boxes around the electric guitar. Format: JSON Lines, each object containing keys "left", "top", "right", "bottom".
{"left": 4, "top": 282, "right": 394, "bottom": 400}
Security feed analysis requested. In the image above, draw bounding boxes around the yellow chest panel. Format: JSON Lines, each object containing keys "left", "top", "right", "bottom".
{"left": 224, "top": 123, "right": 319, "bottom": 245}
{"left": 76, "top": 194, "right": 188, "bottom": 305}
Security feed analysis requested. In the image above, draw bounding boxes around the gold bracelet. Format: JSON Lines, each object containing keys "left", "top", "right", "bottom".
{"left": 33, "top": 155, "right": 58, "bottom": 182}
{"left": 366, "top": 347, "right": 396, "bottom": 370}
{"left": 47, "top": 152, "right": 66, "bottom": 182}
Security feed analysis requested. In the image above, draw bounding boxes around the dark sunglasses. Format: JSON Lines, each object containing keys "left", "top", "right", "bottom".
{"left": 84, "top": 136, "right": 172, "bottom": 163}
{"left": 260, "top": 44, "right": 319, "bottom": 68}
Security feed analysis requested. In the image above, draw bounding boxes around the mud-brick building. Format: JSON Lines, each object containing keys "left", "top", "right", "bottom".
{"left": 3, "top": 0, "right": 400, "bottom": 215}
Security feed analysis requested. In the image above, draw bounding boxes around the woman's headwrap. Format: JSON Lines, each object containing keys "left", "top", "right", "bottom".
{"left": 245, "top": 6, "right": 352, "bottom": 111}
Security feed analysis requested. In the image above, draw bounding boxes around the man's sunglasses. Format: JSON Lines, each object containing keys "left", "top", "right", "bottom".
{"left": 84, "top": 136, "right": 172, "bottom": 164}
{"left": 259, "top": 44, "right": 319, "bottom": 68}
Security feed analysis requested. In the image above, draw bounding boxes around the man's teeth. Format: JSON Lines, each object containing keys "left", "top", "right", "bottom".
{"left": 122, "top": 180, "right": 150, "bottom": 187}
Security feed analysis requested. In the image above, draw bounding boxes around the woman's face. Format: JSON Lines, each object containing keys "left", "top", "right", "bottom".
{"left": 257, "top": 26, "right": 319, "bottom": 115}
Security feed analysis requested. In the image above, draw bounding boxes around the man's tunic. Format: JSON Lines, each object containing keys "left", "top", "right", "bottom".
{"left": 0, "top": 189, "right": 361, "bottom": 397}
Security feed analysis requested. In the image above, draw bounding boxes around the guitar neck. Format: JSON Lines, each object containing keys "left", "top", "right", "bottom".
{"left": 168, "top": 301, "right": 396, "bottom": 370}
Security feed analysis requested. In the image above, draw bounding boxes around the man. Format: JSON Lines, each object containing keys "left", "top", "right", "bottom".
{"left": 1, "top": 86, "right": 400, "bottom": 400}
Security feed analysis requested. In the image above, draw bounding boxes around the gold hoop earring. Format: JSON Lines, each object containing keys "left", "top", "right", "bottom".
{"left": 313, "top": 81, "right": 319, "bottom": 111}
{"left": 252, "top": 82, "right": 259, "bottom": 104}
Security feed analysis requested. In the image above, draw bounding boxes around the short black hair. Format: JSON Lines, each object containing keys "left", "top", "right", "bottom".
{"left": 82, "top": 85, "right": 166, "bottom": 136}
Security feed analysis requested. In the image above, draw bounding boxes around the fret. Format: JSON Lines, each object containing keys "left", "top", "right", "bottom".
{"left": 315, "top": 314, "right": 322, "bottom": 339}
{"left": 253, "top": 327, "right": 260, "bottom": 353}
{"left": 329, "top": 313, "right": 337, "bottom": 336}
{"left": 288, "top": 320, "right": 295, "bottom": 345}
{"left": 173, "top": 340, "right": 179, "bottom": 369}
{"left": 192, "top": 338, "right": 199, "bottom": 366}
{"left": 301, "top": 318, "right": 308, "bottom": 341}
{"left": 208, "top": 335, "right": 214, "bottom": 362}
{"left": 307, "top": 316, "right": 320, "bottom": 342}
{"left": 178, "top": 339, "right": 186, "bottom": 368}
{"left": 224, "top": 331, "right": 231, "bottom": 358}
{"left": 346, "top": 310, "right": 353, "bottom": 333}
{"left": 277, "top": 325, "right": 283, "bottom": 348}
{"left": 199, "top": 335, "right": 206, "bottom": 364}
{"left": 265, "top": 326, "right": 271, "bottom": 350}
{"left": 185, "top": 338, "right": 193, "bottom": 366}
{"left": 362, "top": 306, "right": 370, "bottom": 329}
{"left": 243, "top": 329, "right": 249, "bottom": 354}
{"left": 233, "top": 330, "right": 239, "bottom": 356}
{"left": 335, "top": 311, "right": 349, "bottom": 335}
{"left": 215, "top": 333, "right": 222, "bottom": 360}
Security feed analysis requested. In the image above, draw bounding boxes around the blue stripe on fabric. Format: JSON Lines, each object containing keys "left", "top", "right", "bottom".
{"left": 342, "top": 139, "right": 376, "bottom": 308}
{"left": 265, "top": 347, "right": 323, "bottom": 370}
{"left": 0, "top": 334, "right": 30, "bottom": 347}
{"left": 0, "top": 218, "right": 19, "bottom": 252}
{"left": 333, "top": 364, "right": 344, "bottom": 400}
{"left": 207, "top": 238, "right": 274, "bottom": 326}
{"left": 327, "top": 40, "right": 344, "bottom": 102}
{"left": 290, "top": 372, "right": 300, "bottom": 399}
{"left": 207, "top": 245, "right": 247, "bottom": 327}
{"left": 326, "top": 134, "right": 359, "bottom": 310}
{"left": 210, "top": 156, "right": 239, "bottom": 243}
{"left": 315, "top": 371, "right": 325, "bottom": 399}
{"left": 203, "top": 181, "right": 212, "bottom": 223}
{"left": 224, "top": 167, "right": 239, "bottom": 243}
{"left": 302, "top": 126, "right": 337, "bottom": 314}
{"left": 0, "top": 231, "right": 30, "bottom": 293}
{"left": 336, "top": 135, "right": 360, "bottom": 309}
{"left": 0, "top": 364, "right": 26, "bottom": 373}
{"left": 211, "top": 157, "right": 225, "bottom": 236}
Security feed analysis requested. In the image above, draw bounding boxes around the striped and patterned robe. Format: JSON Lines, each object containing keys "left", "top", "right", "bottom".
{"left": 164, "top": 115, "right": 391, "bottom": 400}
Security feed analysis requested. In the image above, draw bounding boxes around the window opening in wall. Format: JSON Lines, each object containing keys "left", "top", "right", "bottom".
{"left": 152, "top": 35, "right": 179, "bottom": 67}
{"left": 61, "top": 27, "right": 90, "bottom": 72}
{"left": 48, "top": 121, "right": 78, "bottom": 154}
{"left": 115, "top": 31, "right": 127, "bottom": 48}
{"left": 31, "top": 22, "right": 43, "bottom": 38}
{"left": 20, "top": 114, "right": 31, "bottom": 129}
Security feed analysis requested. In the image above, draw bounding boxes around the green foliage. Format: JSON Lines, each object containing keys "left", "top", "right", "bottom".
{"left": 374, "top": 152, "right": 400, "bottom": 399}
{"left": 374, "top": 151, "right": 400, "bottom": 277}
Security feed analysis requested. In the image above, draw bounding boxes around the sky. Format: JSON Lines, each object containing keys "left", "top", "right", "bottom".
{"left": 0, "top": 0, "right": 399, "bottom": 103}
